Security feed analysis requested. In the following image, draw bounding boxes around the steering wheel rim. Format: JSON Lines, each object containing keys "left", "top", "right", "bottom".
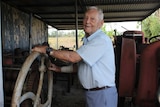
{"left": 11, "top": 51, "right": 53, "bottom": 107}
{"left": 149, "top": 35, "right": 160, "bottom": 43}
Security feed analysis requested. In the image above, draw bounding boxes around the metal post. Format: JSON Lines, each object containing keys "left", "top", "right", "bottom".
{"left": 29, "top": 13, "right": 32, "bottom": 52}
{"left": 56, "top": 30, "right": 58, "bottom": 49}
{"left": 0, "top": 1, "right": 4, "bottom": 106}
{"left": 75, "top": 0, "right": 78, "bottom": 49}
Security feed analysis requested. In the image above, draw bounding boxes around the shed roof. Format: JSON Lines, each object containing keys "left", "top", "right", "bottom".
{"left": 2, "top": 0, "right": 160, "bottom": 30}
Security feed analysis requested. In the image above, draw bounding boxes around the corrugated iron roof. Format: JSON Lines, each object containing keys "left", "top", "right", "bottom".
{"left": 2, "top": 0, "right": 160, "bottom": 30}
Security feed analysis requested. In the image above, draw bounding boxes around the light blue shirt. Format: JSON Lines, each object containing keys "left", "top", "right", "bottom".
{"left": 76, "top": 29, "right": 116, "bottom": 89}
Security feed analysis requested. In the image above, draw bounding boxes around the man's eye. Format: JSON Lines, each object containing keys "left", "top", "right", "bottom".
{"left": 91, "top": 18, "right": 95, "bottom": 21}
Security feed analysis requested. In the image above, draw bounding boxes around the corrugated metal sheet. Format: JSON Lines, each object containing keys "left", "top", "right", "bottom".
{"left": 2, "top": 0, "right": 160, "bottom": 30}
{"left": 2, "top": 3, "right": 48, "bottom": 52}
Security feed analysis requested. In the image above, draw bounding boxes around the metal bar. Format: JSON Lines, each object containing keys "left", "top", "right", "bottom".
{"left": 3, "top": 67, "right": 31, "bottom": 71}
{"left": 29, "top": 13, "right": 33, "bottom": 52}
{"left": 0, "top": 1, "right": 4, "bottom": 106}
{"left": 34, "top": 56, "right": 45, "bottom": 107}
{"left": 3, "top": 67, "right": 21, "bottom": 71}
{"left": 75, "top": 0, "right": 78, "bottom": 49}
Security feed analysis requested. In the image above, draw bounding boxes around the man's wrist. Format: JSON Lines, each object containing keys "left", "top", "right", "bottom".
{"left": 46, "top": 47, "right": 54, "bottom": 55}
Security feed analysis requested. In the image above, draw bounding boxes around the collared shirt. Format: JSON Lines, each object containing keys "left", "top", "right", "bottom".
{"left": 76, "top": 29, "right": 116, "bottom": 89}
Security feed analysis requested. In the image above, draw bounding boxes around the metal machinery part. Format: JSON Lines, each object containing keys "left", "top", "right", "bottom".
{"left": 149, "top": 35, "right": 160, "bottom": 43}
{"left": 149, "top": 36, "right": 160, "bottom": 105}
{"left": 158, "top": 86, "right": 160, "bottom": 103}
{"left": 11, "top": 51, "right": 53, "bottom": 107}
{"left": 135, "top": 40, "right": 160, "bottom": 106}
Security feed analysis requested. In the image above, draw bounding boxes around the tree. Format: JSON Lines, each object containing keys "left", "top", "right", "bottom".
{"left": 78, "top": 30, "right": 84, "bottom": 38}
{"left": 142, "top": 14, "right": 160, "bottom": 38}
{"left": 101, "top": 23, "right": 115, "bottom": 41}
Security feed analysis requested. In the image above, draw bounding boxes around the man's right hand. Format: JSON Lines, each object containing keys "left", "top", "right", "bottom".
{"left": 32, "top": 46, "right": 48, "bottom": 54}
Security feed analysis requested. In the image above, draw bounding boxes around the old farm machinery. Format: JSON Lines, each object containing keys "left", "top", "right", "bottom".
{"left": 10, "top": 52, "right": 53, "bottom": 107}
{"left": 3, "top": 30, "right": 160, "bottom": 107}
{"left": 116, "top": 31, "right": 160, "bottom": 107}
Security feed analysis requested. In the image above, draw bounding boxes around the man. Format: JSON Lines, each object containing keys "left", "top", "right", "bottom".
{"left": 32, "top": 6, "right": 117, "bottom": 107}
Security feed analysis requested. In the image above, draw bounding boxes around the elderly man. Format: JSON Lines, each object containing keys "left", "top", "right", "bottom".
{"left": 32, "top": 6, "right": 117, "bottom": 107}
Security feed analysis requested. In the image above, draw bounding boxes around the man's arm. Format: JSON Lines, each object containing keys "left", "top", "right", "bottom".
{"left": 50, "top": 50, "right": 81, "bottom": 63}
{"left": 48, "top": 63, "right": 77, "bottom": 73}
{"left": 32, "top": 45, "right": 82, "bottom": 63}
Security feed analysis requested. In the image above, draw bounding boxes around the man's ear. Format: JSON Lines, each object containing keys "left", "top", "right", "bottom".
{"left": 99, "top": 20, "right": 104, "bottom": 28}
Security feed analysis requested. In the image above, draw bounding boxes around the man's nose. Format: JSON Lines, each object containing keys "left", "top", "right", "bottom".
{"left": 86, "top": 18, "right": 90, "bottom": 23}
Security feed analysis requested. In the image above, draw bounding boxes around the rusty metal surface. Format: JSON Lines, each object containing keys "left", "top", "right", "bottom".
{"left": 2, "top": 3, "right": 48, "bottom": 53}
{"left": 118, "top": 38, "right": 136, "bottom": 97}
{"left": 135, "top": 41, "right": 160, "bottom": 107}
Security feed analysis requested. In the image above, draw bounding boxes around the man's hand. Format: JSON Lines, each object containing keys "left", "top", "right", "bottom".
{"left": 32, "top": 46, "right": 48, "bottom": 54}
{"left": 48, "top": 63, "right": 61, "bottom": 72}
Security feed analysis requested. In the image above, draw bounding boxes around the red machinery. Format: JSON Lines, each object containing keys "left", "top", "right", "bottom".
{"left": 116, "top": 30, "right": 160, "bottom": 107}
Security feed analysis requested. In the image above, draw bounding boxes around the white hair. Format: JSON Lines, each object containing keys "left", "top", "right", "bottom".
{"left": 86, "top": 6, "right": 104, "bottom": 20}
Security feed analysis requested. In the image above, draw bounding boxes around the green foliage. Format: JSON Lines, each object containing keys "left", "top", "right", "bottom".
{"left": 142, "top": 14, "right": 160, "bottom": 38}
{"left": 101, "top": 24, "right": 108, "bottom": 35}
{"left": 101, "top": 24, "right": 115, "bottom": 40}
{"left": 78, "top": 30, "right": 85, "bottom": 38}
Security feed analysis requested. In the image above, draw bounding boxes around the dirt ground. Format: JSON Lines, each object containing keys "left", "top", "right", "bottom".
{"left": 51, "top": 73, "right": 86, "bottom": 107}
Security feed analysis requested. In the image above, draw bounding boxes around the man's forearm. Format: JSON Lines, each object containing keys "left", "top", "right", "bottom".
{"left": 50, "top": 50, "right": 81, "bottom": 63}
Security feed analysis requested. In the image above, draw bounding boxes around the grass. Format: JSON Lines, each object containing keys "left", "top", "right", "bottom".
{"left": 48, "top": 36, "right": 83, "bottom": 50}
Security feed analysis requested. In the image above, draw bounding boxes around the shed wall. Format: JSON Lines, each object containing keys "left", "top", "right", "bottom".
{"left": 2, "top": 2, "right": 48, "bottom": 54}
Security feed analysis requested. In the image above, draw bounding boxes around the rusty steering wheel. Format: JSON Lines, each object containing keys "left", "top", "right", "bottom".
{"left": 11, "top": 51, "right": 53, "bottom": 107}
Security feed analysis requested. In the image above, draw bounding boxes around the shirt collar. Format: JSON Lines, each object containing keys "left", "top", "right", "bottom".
{"left": 84, "top": 29, "right": 101, "bottom": 42}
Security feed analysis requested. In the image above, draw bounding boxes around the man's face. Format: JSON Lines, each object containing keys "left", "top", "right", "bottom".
{"left": 83, "top": 9, "right": 104, "bottom": 36}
